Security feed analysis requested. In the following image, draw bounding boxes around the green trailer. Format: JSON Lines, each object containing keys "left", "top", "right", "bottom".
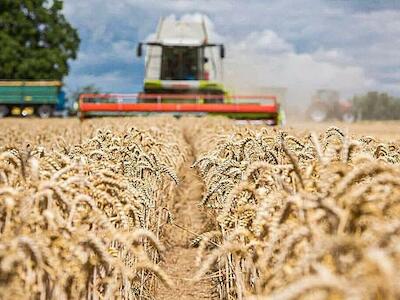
{"left": 0, "top": 81, "right": 67, "bottom": 118}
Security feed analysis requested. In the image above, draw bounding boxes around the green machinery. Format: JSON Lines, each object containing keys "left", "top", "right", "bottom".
{"left": 0, "top": 81, "right": 67, "bottom": 118}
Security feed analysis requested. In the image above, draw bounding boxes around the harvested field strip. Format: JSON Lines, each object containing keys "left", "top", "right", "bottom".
{"left": 156, "top": 159, "right": 214, "bottom": 299}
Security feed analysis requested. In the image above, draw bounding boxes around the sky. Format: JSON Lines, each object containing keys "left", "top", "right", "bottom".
{"left": 63, "top": 0, "right": 400, "bottom": 104}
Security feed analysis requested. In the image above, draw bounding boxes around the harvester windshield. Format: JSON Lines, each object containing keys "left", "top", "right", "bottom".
{"left": 161, "top": 46, "right": 203, "bottom": 80}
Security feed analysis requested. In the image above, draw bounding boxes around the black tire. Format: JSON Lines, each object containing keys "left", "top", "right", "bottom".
{"left": 37, "top": 105, "right": 53, "bottom": 118}
{"left": 0, "top": 105, "right": 9, "bottom": 118}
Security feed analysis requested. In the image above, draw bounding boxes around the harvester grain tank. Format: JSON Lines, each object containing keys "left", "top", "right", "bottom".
{"left": 0, "top": 81, "right": 68, "bottom": 118}
{"left": 79, "top": 17, "right": 280, "bottom": 124}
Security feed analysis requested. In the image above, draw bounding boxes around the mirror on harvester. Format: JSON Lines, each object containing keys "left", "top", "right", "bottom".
{"left": 137, "top": 43, "right": 143, "bottom": 57}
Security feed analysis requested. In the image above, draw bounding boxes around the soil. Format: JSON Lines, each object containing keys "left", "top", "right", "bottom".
{"left": 155, "top": 150, "right": 215, "bottom": 300}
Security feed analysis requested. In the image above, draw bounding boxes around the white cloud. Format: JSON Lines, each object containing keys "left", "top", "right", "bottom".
{"left": 237, "top": 30, "right": 293, "bottom": 54}
{"left": 224, "top": 29, "right": 373, "bottom": 107}
{"left": 312, "top": 48, "right": 353, "bottom": 65}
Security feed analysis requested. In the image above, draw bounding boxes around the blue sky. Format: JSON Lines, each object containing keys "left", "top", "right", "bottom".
{"left": 63, "top": 0, "right": 400, "bottom": 101}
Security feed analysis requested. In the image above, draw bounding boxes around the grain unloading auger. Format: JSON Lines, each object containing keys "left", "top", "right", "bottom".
{"left": 79, "top": 16, "right": 281, "bottom": 124}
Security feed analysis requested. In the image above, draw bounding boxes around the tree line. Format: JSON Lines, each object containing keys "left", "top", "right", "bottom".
{"left": 0, "top": 0, "right": 79, "bottom": 80}
{"left": 353, "top": 92, "right": 400, "bottom": 120}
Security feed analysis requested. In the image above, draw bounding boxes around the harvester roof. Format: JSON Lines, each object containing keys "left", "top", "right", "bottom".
{"left": 152, "top": 18, "right": 207, "bottom": 47}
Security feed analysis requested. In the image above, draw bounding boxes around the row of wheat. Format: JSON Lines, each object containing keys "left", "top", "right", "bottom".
{"left": 189, "top": 118, "right": 400, "bottom": 299}
{"left": 0, "top": 118, "right": 188, "bottom": 299}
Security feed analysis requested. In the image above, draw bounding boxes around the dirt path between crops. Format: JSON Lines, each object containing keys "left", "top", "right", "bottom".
{"left": 156, "top": 146, "right": 215, "bottom": 299}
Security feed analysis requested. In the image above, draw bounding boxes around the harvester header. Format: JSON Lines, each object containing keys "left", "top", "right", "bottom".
{"left": 79, "top": 93, "right": 279, "bottom": 122}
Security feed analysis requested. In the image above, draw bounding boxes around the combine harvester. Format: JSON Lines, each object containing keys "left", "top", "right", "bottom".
{"left": 79, "top": 17, "right": 281, "bottom": 124}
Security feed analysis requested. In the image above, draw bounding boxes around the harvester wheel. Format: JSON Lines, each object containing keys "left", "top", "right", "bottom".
{"left": 37, "top": 105, "right": 53, "bottom": 118}
{"left": 0, "top": 105, "right": 9, "bottom": 118}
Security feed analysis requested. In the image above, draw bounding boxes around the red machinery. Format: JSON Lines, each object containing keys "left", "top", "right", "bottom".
{"left": 79, "top": 93, "right": 280, "bottom": 124}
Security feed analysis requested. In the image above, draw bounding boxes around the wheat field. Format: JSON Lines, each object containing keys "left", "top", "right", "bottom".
{"left": 0, "top": 117, "right": 399, "bottom": 300}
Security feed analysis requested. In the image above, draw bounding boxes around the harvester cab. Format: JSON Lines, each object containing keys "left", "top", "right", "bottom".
{"left": 136, "top": 17, "right": 225, "bottom": 102}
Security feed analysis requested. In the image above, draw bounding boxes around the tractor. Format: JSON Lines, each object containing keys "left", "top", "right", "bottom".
{"left": 307, "top": 89, "right": 355, "bottom": 123}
